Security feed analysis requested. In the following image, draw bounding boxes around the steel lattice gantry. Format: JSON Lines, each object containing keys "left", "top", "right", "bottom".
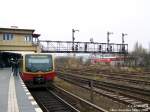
{"left": 39, "top": 40, "right": 128, "bottom": 54}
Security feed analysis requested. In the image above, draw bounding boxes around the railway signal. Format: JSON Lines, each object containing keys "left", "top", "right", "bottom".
{"left": 122, "top": 33, "right": 127, "bottom": 52}
{"left": 72, "top": 29, "right": 79, "bottom": 51}
{"left": 122, "top": 33, "right": 127, "bottom": 44}
{"left": 40, "top": 31, "right": 128, "bottom": 54}
{"left": 99, "top": 45, "right": 102, "bottom": 52}
{"left": 107, "top": 31, "right": 113, "bottom": 52}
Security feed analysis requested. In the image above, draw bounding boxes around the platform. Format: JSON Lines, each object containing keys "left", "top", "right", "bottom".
{"left": 0, "top": 68, "right": 42, "bottom": 112}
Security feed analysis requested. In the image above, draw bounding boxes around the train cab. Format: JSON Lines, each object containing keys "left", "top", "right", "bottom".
{"left": 20, "top": 53, "right": 56, "bottom": 87}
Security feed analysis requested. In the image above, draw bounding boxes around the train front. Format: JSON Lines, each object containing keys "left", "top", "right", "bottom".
{"left": 21, "top": 54, "right": 56, "bottom": 87}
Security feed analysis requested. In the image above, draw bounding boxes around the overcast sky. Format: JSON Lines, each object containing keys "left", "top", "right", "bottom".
{"left": 1, "top": 0, "right": 150, "bottom": 51}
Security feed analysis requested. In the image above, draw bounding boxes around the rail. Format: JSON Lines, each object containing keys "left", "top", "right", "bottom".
{"left": 54, "top": 85, "right": 108, "bottom": 112}
{"left": 29, "top": 88, "right": 79, "bottom": 112}
{"left": 56, "top": 72, "right": 150, "bottom": 111}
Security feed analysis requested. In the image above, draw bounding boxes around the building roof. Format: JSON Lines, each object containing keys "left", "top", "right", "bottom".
{"left": 32, "top": 33, "right": 41, "bottom": 38}
{"left": 0, "top": 27, "right": 35, "bottom": 34}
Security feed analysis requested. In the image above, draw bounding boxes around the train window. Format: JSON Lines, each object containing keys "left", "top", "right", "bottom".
{"left": 25, "top": 55, "right": 53, "bottom": 72}
{"left": 28, "top": 58, "right": 50, "bottom": 63}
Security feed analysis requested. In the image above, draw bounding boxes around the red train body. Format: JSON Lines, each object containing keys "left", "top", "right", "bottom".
{"left": 20, "top": 53, "right": 56, "bottom": 87}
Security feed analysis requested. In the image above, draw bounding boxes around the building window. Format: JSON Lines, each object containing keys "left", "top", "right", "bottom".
{"left": 3, "top": 33, "right": 13, "bottom": 40}
{"left": 25, "top": 35, "right": 32, "bottom": 42}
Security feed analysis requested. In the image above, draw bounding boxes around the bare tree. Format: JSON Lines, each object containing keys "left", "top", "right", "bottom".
{"left": 131, "top": 41, "right": 148, "bottom": 67}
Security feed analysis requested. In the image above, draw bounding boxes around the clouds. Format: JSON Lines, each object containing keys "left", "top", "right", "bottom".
{"left": 0, "top": 0, "right": 150, "bottom": 50}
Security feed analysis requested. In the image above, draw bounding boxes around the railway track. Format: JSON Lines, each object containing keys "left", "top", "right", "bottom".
{"left": 30, "top": 88, "right": 79, "bottom": 112}
{"left": 57, "top": 68, "right": 150, "bottom": 86}
{"left": 56, "top": 66, "right": 150, "bottom": 77}
{"left": 56, "top": 71, "right": 150, "bottom": 111}
{"left": 29, "top": 86, "right": 108, "bottom": 112}
{"left": 100, "top": 74, "right": 150, "bottom": 86}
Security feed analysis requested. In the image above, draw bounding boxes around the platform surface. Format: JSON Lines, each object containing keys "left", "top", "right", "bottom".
{"left": 0, "top": 68, "right": 42, "bottom": 112}
{"left": 0, "top": 68, "right": 10, "bottom": 112}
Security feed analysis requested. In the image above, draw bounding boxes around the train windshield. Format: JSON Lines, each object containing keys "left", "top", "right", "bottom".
{"left": 25, "top": 55, "right": 53, "bottom": 72}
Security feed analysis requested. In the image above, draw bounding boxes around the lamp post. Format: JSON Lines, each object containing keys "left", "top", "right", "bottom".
{"left": 72, "top": 29, "right": 79, "bottom": 51}
{"left": 107, "top": 31, "right": 113, "bottom": 52}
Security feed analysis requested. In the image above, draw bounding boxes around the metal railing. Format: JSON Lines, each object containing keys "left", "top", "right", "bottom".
{"left": 39, "top": 40, "right": 128, "bottom": 54}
